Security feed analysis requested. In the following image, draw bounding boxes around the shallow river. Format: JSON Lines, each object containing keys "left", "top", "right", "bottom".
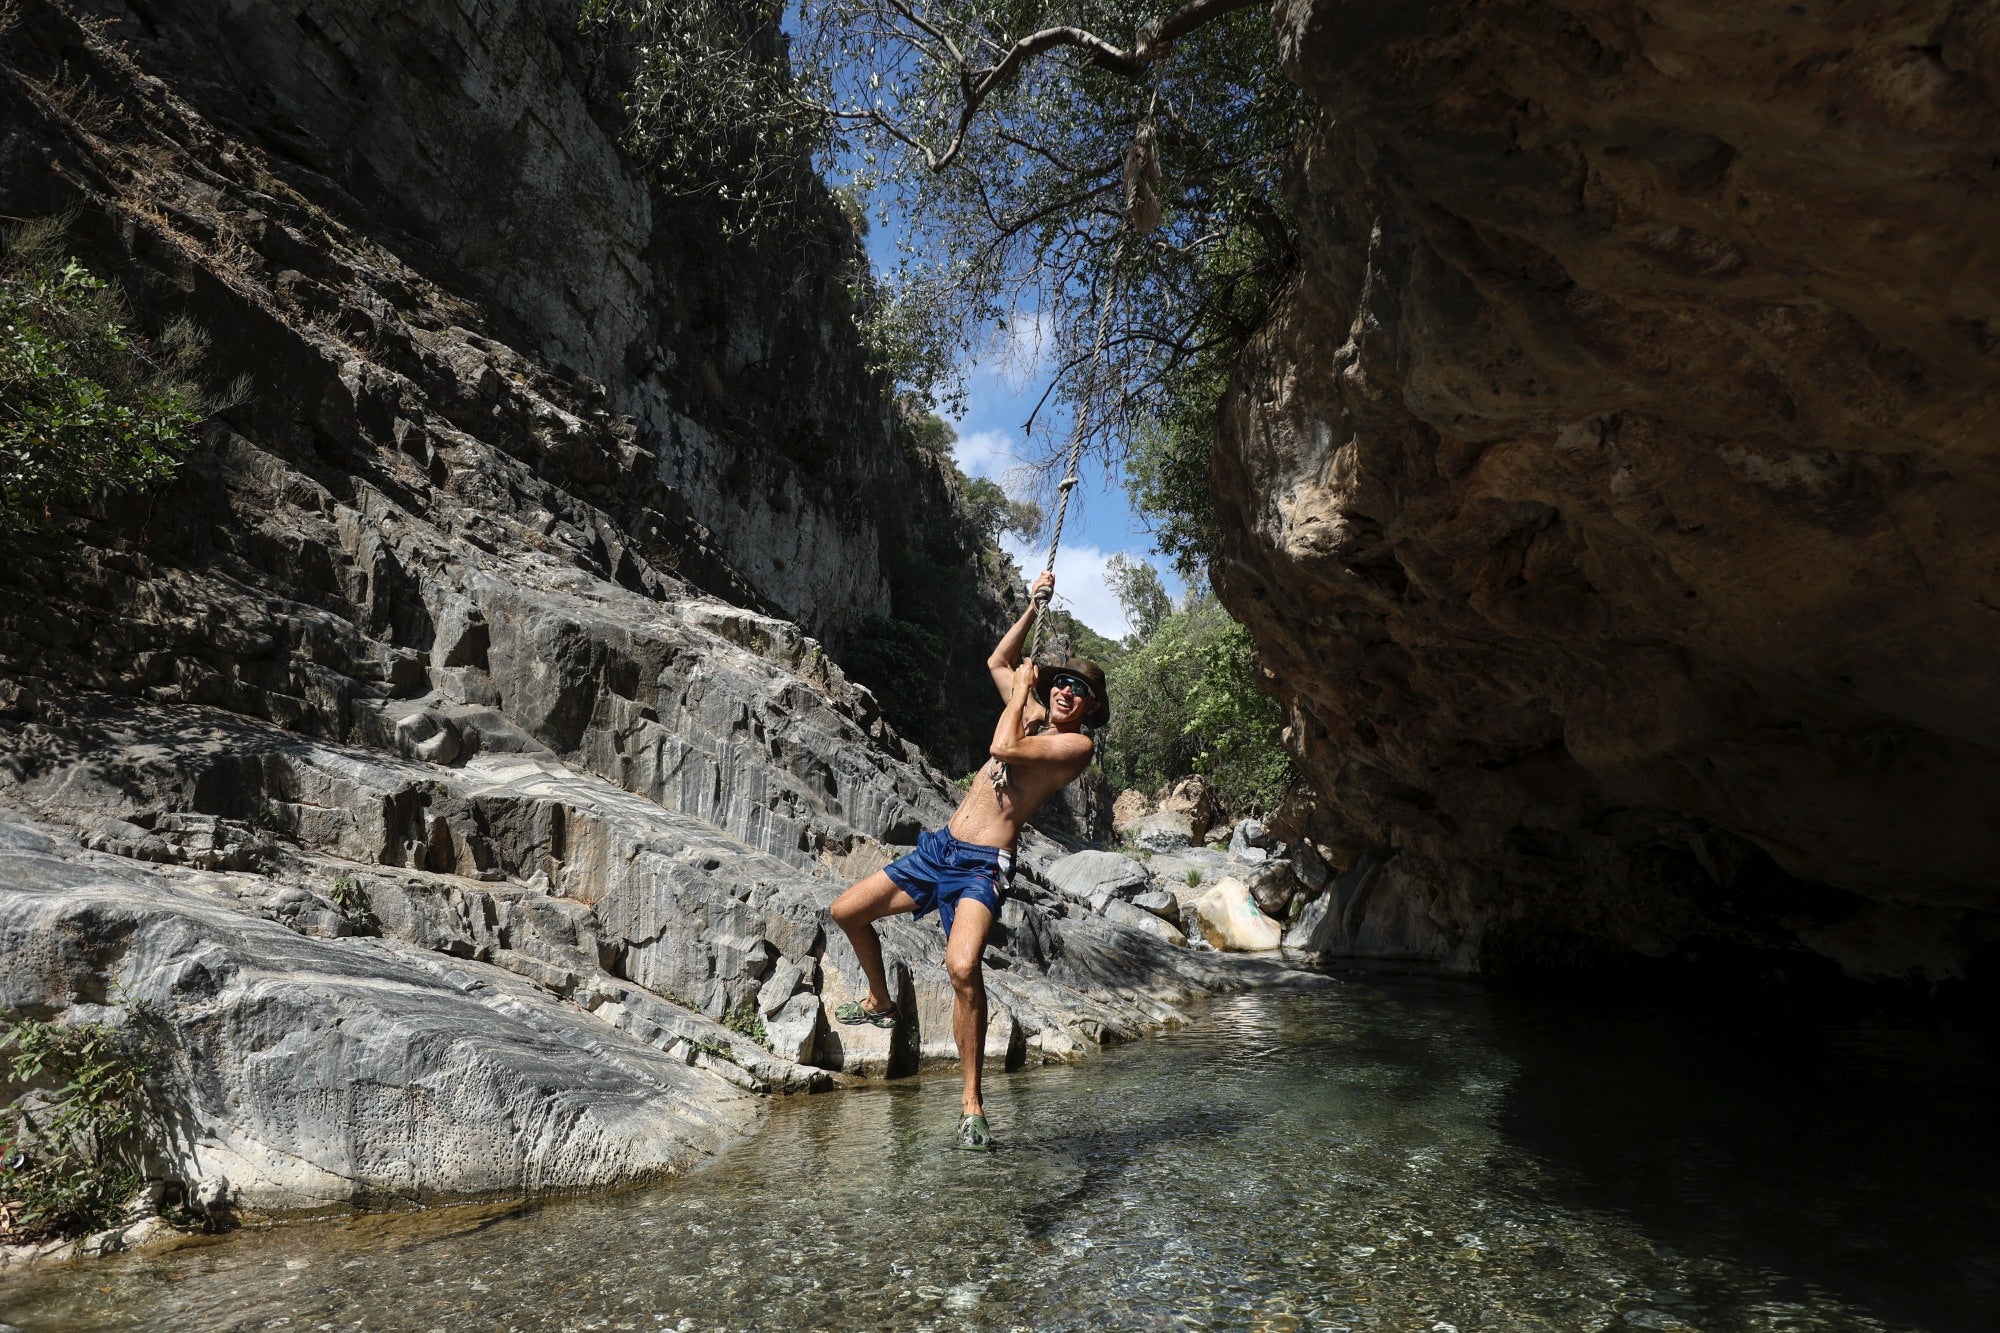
{"left": 3, "top": 977, "right": 1995, "bottom": 1332}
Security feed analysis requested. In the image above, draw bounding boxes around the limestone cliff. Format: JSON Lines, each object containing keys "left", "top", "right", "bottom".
{"left": 0, "top": 0, "right": 1281, "bottom": 1225}
{"left": 1217, "top": 0, "right": 2000, "bottom": 987}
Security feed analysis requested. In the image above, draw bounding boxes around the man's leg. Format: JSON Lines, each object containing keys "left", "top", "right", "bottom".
{"left": 830, "top": 870, "right": 918, "bottom": 1013}
{"left": 943, "top": 896, "right": 996, "bottom": 1116}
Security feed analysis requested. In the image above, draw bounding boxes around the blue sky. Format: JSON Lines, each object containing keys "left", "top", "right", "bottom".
{"left": 858, "top": 227, "right": 1180, "bottom": 640}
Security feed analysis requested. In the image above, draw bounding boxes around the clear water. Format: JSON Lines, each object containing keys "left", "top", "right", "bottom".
{"left": 3, "top": 978, "right": 1995, "bottom": 1332}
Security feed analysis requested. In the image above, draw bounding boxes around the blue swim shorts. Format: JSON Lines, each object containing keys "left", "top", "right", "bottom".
{"left": 883, "top": 828, "right": 1013, "bottom": 938}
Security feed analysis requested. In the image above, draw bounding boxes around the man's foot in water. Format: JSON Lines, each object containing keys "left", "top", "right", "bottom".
{"left": 955, "top": 1112, "right": 993, "bottom": 1152}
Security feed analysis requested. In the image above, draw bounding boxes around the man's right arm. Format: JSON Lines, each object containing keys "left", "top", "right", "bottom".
{"left": 987, "top": 571, "right": 1054, "bottom": 702}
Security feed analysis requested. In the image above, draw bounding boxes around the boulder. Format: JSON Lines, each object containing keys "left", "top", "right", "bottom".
{"left": 0, "top": 820, "right": 762, "bottom": 1211}
{"left": 1111, "top": 789, "right": 1152, "bottom": 838}
{"left": 395, "top": 708, "right": 463, "bottom": 767}
{"left": 1102, "top": 898, "right": 1187, "bottom": 948}
{"left": 1291, "top": 840, "right": 1332, "bottom": 892}
{"left": 1130, "top": 812, "right": 1194, "bottom": 853}
{"left": 763, "top": 991, "right": 824, "bottom": 1066}
{"left": 1282, "top": 851, "right": 1455, "bottom": 963}
{"left": 1043, "top": 850, "right": 1153, "bottom": 907}
{"left": 1192, "top": 879, "right": 1284, "bottom": 952}
{"left": 1157, "top": 776, "right": 1218, "bottom": 844}
{"left": 1246, "top": 861, "right": 1299, "bottom": 921}
{"left": 1130, "top": 889, "right": 1180, "bottom": 927}
{"left": 1229, "top": 819, "right": 1274, "bottom": 855}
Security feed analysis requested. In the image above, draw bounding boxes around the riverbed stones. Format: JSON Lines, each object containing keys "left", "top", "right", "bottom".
{"left": 1193, "top": 879, "right": 1284, "bottom": 952}
{"left": 1131, "top": 889, "right": 1180, "bottom": 926}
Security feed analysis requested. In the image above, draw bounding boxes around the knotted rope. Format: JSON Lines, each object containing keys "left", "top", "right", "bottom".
{"left": 990, "top": 233, "right": 1129, "bottom": 792}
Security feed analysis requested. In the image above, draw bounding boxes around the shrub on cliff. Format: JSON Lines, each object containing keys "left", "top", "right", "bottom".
{"left": 0, "top": 219, "right": 234, "bottom": 534}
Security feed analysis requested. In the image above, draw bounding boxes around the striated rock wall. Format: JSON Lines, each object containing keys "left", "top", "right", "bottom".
{"left": 1217, "top": 0, "right": 2000, "bottom": 983}
{"left": 0, "top": 1, "right": 1292, "bottom": 1221}
{"left": 53, "top": 0, "right": 968, "bottom": 640}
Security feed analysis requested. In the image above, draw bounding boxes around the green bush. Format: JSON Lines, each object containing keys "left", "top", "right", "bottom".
{"left": 722, "top": 1003, "right": 769, "bottom": 1050}
{"left": 0, "top": 218, "right": 233, "bottom": 533}
{"left": 328, "top": 874, "right": 378, "bottom": 932}
{"left": 1103, "top": 595, "right": 1292, "bottom": 814}
{"left": 0, "top": 1011, "right": 162, "bottom": 1243}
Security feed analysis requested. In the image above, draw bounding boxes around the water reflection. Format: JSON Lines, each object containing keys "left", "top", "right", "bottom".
{"left": 1, "top": 980, "right": 1992, "bottom": 1331}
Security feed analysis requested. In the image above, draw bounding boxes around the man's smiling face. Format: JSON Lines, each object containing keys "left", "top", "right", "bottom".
{"left": 1044, "top": 670, "right": 1099, "bottom": 729}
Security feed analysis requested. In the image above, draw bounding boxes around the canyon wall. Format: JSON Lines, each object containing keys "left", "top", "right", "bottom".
{"left": 1217, "top": 0, "right": 2000, "bottom": 984}
{"left": 0, "top": 0, "right": 1265, "bottom": 1225}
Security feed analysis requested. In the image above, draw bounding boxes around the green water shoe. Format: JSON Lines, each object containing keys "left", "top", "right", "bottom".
{"left": 955, "top": 1113, "right": 993, "bottom": 1152}
{"left": 833, "top": 1000, "right": 898, "bottom": 1029}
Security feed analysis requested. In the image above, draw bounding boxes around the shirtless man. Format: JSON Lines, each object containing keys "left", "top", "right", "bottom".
{"left": 828, "top": 571, "right": 1108, "bottom": 1151}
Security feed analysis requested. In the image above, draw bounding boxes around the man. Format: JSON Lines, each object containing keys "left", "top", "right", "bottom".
{"left": 828, "top": 570, "right": 1109, "bottom": 1151}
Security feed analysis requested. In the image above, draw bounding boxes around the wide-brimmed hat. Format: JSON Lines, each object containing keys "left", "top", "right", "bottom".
{"left": 1035, "top": 657, "right": 1109, "bottom": 725}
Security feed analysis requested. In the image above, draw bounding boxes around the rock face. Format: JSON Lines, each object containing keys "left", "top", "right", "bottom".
{"left": 0, "top": 2, "right": 1303, "bottom": 1219}
{"left": 1218, "top": 0, "right": 2000, "bottom": 983}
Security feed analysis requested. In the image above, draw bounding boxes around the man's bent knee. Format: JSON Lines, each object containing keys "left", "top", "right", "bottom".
{"left": 947, "top": 952, "right": 983, "bottom": 992}
{"left": 830, "top": 893, "right": 867, "bottom": 930}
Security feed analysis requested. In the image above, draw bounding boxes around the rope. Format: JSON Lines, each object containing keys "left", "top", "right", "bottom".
{"left": 991, "top": 232, "right": 1130, "bottom": 792}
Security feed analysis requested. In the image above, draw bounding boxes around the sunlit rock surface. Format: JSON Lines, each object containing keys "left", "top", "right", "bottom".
{"left": 0, "top": 1, "right": 1296, "bottom": 1216}
{"left": 1218, "top": 0, "right": 2000, "bottom": 981}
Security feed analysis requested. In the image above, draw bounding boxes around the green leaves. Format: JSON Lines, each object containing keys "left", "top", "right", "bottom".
{"left": 1103, "top": 593, "right": 1290, "bottom": 813}
{"left": 0, "top": 1012, "right": 162, "bottom": 1243}
{"left": 579, "top": 0, "right": 830, "bottom": 241}
{"left": 0, "top": 220, "right": 226, "bottom": 534}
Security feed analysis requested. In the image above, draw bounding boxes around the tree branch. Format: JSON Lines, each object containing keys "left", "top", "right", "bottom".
{"left": 928, "top": 0, "right": 1268, "bottom": 170}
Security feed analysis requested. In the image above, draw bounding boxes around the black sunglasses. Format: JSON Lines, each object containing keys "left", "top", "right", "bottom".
{"left": 1046, "top": 671, "right": 1100, "bottom": 703}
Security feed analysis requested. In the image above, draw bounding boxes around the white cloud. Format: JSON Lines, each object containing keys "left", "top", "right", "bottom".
{"left": 1000, "top": 537, "right": 1132, "bottom": 642}
{"left": 952, "top": 428, "right": 1020, "bottom": 480}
